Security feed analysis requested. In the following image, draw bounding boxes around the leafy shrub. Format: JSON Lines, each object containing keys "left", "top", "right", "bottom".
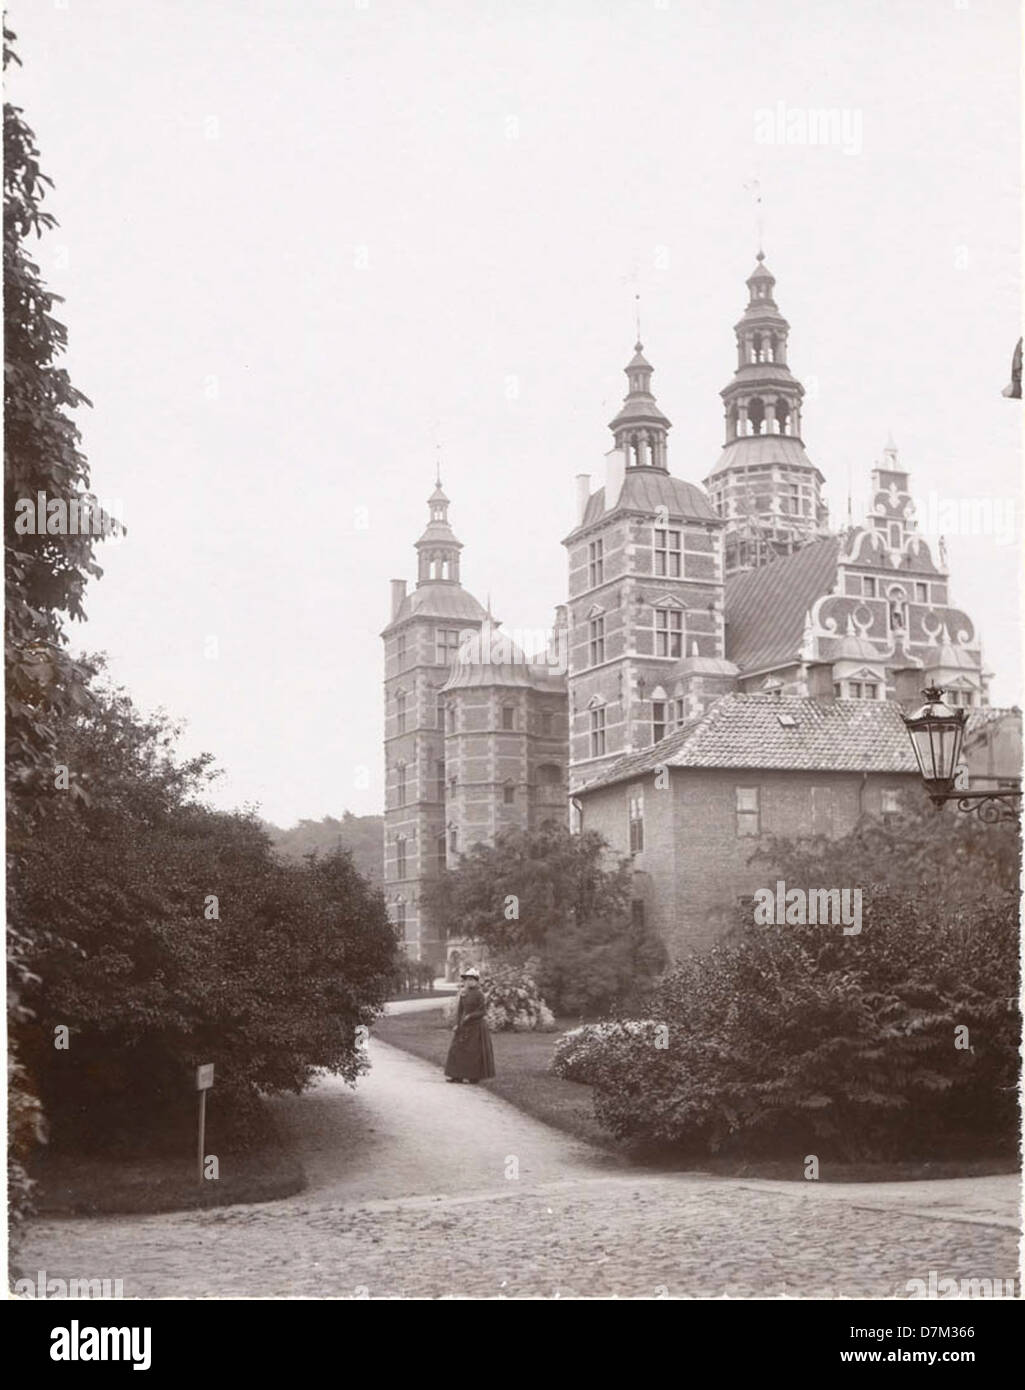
{"left": 550, "top": 1021, "right": 662, "bottom": 1084}
{"left": 588, "top": 886, "right": 1019, "bottom": 1161}
{"left": 17, "top": 677, "right": 398, "bottom": 1150}
{"left": 480, "top": 961, "right": 557, "bottom": 1032}
{"left": 584, "top": 804, "right": 1021, "bottom": 1162}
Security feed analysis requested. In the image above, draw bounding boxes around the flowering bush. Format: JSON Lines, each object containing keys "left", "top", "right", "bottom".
{"left": 481, "top": 961, "right": 557, "bottom": 1032}
{"left": 550, "top": 1021, "right": 662, "bottom": 1084}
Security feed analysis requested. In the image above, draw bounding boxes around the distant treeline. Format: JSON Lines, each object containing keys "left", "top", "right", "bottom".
{"left": 263, "top": 812, "right": 383, "bottom": 885}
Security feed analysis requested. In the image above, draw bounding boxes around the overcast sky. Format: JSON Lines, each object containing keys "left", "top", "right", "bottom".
{"left": 9, "top": 0, "right": 1021, "bottom": 826}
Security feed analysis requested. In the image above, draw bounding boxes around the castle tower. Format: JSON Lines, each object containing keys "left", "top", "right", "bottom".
{"left": 704, "top": 252, "right": 829, "bottom": 575}
{"left": 564, "top": 340, "right": 726, "bottom": 789}
{"left": 381, "top": 480, "right": 487, "bottom": 966}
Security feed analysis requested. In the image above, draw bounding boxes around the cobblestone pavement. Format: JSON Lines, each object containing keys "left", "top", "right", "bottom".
{"left": 13, "top": 1041, "right": 1020, "bottom": 1300}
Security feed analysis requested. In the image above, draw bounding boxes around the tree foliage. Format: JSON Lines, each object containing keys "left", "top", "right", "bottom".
{"left": 17, "top": 670, "right": 398, "bottom": 1149}
{"left": 4, "top": 25, "right": 116, "bottom": 1223}
{"left": 588, "top": 803, "right": 1020, "bottom": 1161}
{"left": 265, "top": 811, "right": 383, "bottom": 885}
{"left": 422, "top": 823, "right": 667, "bottom": 1016}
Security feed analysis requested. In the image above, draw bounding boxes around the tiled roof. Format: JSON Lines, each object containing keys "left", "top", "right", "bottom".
{"left": 383, "top": 584, "right": 488, "bottom": 632}
{"left": 579, "top": 693, "right": 919, "bottom": 792}
{"left": 568, "top": 469, "right": 718, "bottom": 537}
{"left": 706, "top": 434, "right": 820, "bottom": 479}
{"left": 442, "top": 662, "right": 566, "bottom": 693}
{"left": 725, "top": 535, "right": 841, "bottom": 672}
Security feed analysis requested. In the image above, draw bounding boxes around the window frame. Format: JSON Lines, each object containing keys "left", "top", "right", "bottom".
{"left": 736, "top": 785, "right": 760, "bottom": 837}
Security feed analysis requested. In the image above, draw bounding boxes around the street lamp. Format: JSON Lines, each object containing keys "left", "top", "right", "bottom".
{"left": 901, "top": 685, "right": 1021, "bottom": 823}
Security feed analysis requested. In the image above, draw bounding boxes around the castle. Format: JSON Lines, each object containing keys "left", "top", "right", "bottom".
{"left": 382, "top": 254, "right": 1016, "bottom": 967}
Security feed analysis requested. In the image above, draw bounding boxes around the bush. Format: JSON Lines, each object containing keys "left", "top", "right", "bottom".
{"left": 479, "top": 961, "right": 557, "bottom": 1032}
{"left": 388, "top": 958, "right": 435, "bottom": 996}
{"left": 550, "top": 1021, "right": 661, "bottom": 1084}
{"left": 537, "top": 913, "right": 668, "bottom": 1018}
{"left": 16, "top": 677, "right": 398, "bottom": 1150}
{"left": 587, "top": 887, "right": 1019, "bottom": 1161}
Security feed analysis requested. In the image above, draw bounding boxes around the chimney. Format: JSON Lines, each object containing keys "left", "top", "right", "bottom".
{"left": 390, "top": 579, "right": 406, "bottom": 619}
{"left": 604, "top": 448, "right": 626, "bottom": 511}
{"left": 575, "top": 473, "right": 591, "bottom": 524}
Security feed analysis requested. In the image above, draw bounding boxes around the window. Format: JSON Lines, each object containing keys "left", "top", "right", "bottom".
{"left": 396, "top": 634, "right": 406, "bottom": 667}
{"left": 849, "top": 681, "right": 861, "bottom": 699}
{"left": 863, "top": 682, "right": 878, "bottom": 700}
{"left": 437, "top": 834, "right": 447, "bottom": 872}
{"left": 654, "top": 528, "right": 682, "bottom": 577}
{"left": 630, "top": 900, "right": 645, "bottom": 931}
{"left": 863, "top": 577, "right": 877, "bottom": 598}
{"left": 655, "top": 608, "right": 683, "bottom": 658}
{"left": 396, "top": 691, "right": 407, "bottom": 734}
{"left": 915, "top": 583, "right": 928, "bottom": 602}
{"left": 672, "top": 697, "right": 685, "bottom": 729}
{"left": 588, "top": 538, "right": 604, "bottom": 588}
{"left": 435, "top": 628, "right": 461, "bottom": 665}
{"left": 652, "top": 700, "right": 666, "bottom": 744}
{"left": 629, "top": 790, "right": 644, "bottom": 853}
{"left": 396, "top": 837, "right": 407, "bottom": 878}
{"left": 833, "top": 682, "right": 842, "bottom": 699}
{"left": 590, "top": 706, "right": 606, "bottom": 757}
{"left": 501, "top": 705, "right": 515, "bottom": 730}
{"left": 436, "top": 760, "right": 445, "bottom": 802}
{"left": 810, "top": 786, "right": 833, "bottom": 837}
{"left": 881, "top": 788, "right": 900, "bottom": 815}
{"left": 395, "top": 899, "right": 406, "bottom": 933}
{"left": 589, "top": 616, "right": 605, "bottom": 666}
{"left": 736, "top": 786, "right": 760, "bottom": 836}
{"left": 503, "top": 782, "right": 515, "bottom": 805}
{"left": 449, "top": 826, "right": 458, "bottom": 853}
{"left": 541, "top": 710, "right": 553, "bottom": 736}
{"left": 396, "top": 764, "right": 407, "bottom": 806}
{"left": 436, "top": 694, "right": 445, "bottom": 729}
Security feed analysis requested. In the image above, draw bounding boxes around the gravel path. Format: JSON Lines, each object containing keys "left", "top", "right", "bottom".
{"left": 13, "top": 1040, "right": 1020, "bottom": 1299}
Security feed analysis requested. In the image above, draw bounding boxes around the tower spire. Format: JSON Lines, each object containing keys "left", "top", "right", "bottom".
{"left": 703, "top": 252, "right": 828, "bottom": 575}
{"left": 607, "top": 339, "right": 672, "bottom": 471}
{"left": 415, "top": 475, "right": 462, "bottom": 585}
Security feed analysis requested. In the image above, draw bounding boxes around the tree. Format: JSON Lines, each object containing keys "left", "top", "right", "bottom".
{"left": 422, "top": 823, "right": 667, "bottom": 1015}
{"left": 4, "top": 25, "right": 118, "bottom": 1223}
{"left": 17, "top": 670, "right": 398, "bottom": 1147}
{"left": 589, "top": 801, "right": 1020, "bottom": 1160}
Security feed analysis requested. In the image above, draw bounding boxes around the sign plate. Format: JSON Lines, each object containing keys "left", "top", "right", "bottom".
{"left": 196, "top": 1063, "right": 215, "bottom": 1091}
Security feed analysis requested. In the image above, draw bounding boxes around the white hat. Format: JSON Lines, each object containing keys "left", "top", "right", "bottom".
{"left": 460, "top": 967, "right": 480, "bottom": 979}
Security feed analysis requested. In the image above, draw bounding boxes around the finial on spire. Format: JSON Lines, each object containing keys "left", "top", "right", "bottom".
{"left": 434, "top": 440, "right": 442, "bottom": 487}
{"left": 634, "top": 292, "right": 641, "bottom": 346}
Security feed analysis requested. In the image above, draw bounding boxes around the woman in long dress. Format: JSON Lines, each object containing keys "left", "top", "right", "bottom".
{"left": 444, "top": 967, "right": 496, "bottom": 1084}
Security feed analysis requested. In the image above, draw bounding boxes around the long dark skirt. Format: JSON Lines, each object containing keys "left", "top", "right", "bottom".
{"left": 444, "top": 1018, "right": 496, "bottom": 1080}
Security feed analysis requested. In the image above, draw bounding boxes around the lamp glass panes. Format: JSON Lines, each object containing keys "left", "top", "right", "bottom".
{"left": 901, "top": 685, "right": 967, "bottom": 799}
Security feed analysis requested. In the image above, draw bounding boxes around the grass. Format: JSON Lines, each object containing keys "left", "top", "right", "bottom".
{"left": 30, "top": 1098, "right": 306, "bottom": 1216}
{"left": 374, "top": 1007, "right": 1020, "bottom": 1184}
{"left": 373, "top": 1006, "right": 618, "bottom": 1151}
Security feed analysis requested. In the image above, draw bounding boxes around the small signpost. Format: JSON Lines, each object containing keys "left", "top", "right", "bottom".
{"left": 196, "top": 1064, "right": 214, "bottom": 1185}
